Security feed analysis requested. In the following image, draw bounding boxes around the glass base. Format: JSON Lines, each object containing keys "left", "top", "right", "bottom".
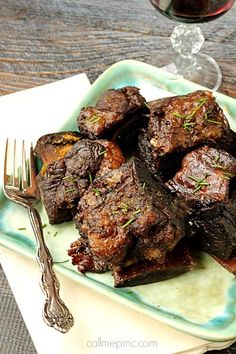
{"left": 160, "top": 52, "right": 222, "bottom": 91}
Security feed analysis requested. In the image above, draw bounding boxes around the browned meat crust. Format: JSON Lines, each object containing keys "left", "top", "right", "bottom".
{"left": 112, "top": 243, "right": 196, "bottom": 287}
{"left": 138, "top": 91, "right": 233, "bottom": 182}
{"left": 148, "top": 90, "right": 229, "bottom": 156}
{"left": 192, "top": 196, "right": 236, "bottom": 259}
{"left": 34, "top": 131, "right": 81, "bottom": 164}
{"left": 36, "top": 138, "right": 125, "bottom": 224}
{"left": 166, "top": 146, "right": 236, "bottom": 206}
{"left": 71, "top": 158, "right": 190, "bottom": 274}
{"left": 77, "top": 86, "right": 146, "bottom": 139}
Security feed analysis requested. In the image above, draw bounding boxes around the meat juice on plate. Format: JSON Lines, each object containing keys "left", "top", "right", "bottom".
{"left": 149, "top": 0, "right": 235, "bottom": 22}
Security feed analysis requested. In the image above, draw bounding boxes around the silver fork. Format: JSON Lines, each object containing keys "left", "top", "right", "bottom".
{"left": 3, "top": 139, "right": 74, "bottom": 333}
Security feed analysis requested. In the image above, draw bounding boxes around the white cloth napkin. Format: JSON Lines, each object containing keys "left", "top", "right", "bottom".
{"left": 0, "top": 73, "right": 234, "bottom": 354}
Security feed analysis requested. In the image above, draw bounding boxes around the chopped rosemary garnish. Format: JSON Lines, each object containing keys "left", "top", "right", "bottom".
{"left": 63, "top": 175, "right": 77, "bottom": 183}
{"left": 111, "top": 211, "right": 119, "bottom": 215}
{"left": 53, "top": 231, "right": 58, "bottom": 237}
{"left": 211, "top": 163, "right": 226, "bottom": 170}
{"left": 87, "top": 113, "right": 100, "bottom": 124}
{"left": 132, "top": 209, "right": 142, "bottom": 216}
{"left": 173, "top": 112, "right": 185, "bottom": 118}
{"left": 42, "top": 224, "right": 47, "bottom": 229}
{"left": 204, "top": 111, "right": 222, "bottom": 125}
{"left": 65, "top": 188, "right": 75, "bottom": 194}
{"left": 88, "top": 174, "right": 93, "bottom": 183}
{"left": 122, "top": 208, "right": 142, "bottom": 227}
{"left": 183, "top": 121, "right": 196, "bottom": 131}
{"left": 221, "top": 171, "right": 234, "bottom": 180}
{"left": 173, "top": 96, "right": 208, "bottom": 132}
{"left": 93, "top": 188, "right": 101, "bottom": 195}
{"left": 211, "top": 160, "right": 233, "bottom": 179}
{"left": 120, "top": 202, "right": 129, "bottom": 213}
{"left": 99, "top": 150, "right": 106, "bottom": 156}
{"left": 196, "top": 98, "right": 208, "bottom": 107}
{"left": 126, "top": 290, "right": 133, "bottom": 294}
{"left": 122, "top": 217, "right": 135, "bottom": 228}
{"left": 18, "top": 227, "right": 26, "bottom": 230}
{"left": 189, "top": 176, "right": 210, "bottom": 193}
{"left": 142, "top": 182, "right": 146, "bottom": 189}
{"left": 206, "top": 119, "right": 222, "bottom": 125}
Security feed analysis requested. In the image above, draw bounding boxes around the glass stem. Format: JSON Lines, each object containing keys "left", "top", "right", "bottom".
{"left": 170, "top": 24, "right": 205, "bottom": 76}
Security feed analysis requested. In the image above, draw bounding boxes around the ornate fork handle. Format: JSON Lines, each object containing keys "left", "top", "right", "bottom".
{"left": 28, "top": 206, "right": 74, "bottom": 333}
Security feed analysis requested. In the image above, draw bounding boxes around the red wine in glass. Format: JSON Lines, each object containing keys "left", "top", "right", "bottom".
{"left": 148, "top": 0, "right": 235, "bottom": 89}
{"left": 150, "top": 0, "right": 235, "bottom": 23}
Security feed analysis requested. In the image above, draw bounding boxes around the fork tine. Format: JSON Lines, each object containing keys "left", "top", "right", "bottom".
{"left": 21, "top": 140, "right": 28, "bottom": 191}
{"left": 13, "top": 139, "right": 19, "bottom": 187}
{"left": 29, "top": 143, "right": 37, "bottom": 188}
{"left": 3, "top": 138, "right": 10, "bottom": 186}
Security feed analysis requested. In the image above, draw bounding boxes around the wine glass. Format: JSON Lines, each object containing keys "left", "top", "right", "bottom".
{"left": 148, "top": 0, "right": 235, "bottom": 90}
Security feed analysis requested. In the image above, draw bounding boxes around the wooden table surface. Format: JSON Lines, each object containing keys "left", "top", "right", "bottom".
{"left": 0, "top": 0, "right": 236, "bottom": 353}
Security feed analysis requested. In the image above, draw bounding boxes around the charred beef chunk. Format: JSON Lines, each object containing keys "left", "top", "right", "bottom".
{"left": 77, "top": 86, "right": 146, "bottom": 139}
{"left": 148, "top": 90, "right": 229, "bottom": 156}
{"left": 70, "top": 158, "right": 190, "bottom": 275}
{"left": 112, "top": 112, "right": 149, "bottom": 158}
{"left": 112, "top": 243, "right": 195, "bottom": 287}
{"left": 36, "top": 138, "right": 125, "bottom": 224}
{"left": 192, "top": 196, "right": 236, "bottom": 259}
{"left": 68, "top": 237, "right": 108, "bottom": 273}
{"left": 166, "top": 146, "right": 236, "bottom": 206}
{"left": 139, "top": 91, "right": 232, "bottom": 181}
{"left": 34, "top": 131, "right": 81, "bottom": 164}
{"left": 37, "top": 158, "right": 73, "bottom": 224}
{"left": 138, "top": 130, "right": 184, "bottom": 182}
{"left": 165, "top": 145, "right": 236, "bottom": 260}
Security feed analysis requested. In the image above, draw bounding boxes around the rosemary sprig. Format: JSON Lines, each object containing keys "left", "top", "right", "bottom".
{"left": 189, "top": 176, "right": 210, "bottom": 193}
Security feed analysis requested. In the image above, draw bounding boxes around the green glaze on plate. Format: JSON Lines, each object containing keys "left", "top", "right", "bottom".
{"left": 1, "top": 60, "right": 236, "bottom": 342}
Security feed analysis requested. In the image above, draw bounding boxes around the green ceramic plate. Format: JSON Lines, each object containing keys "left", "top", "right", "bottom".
{"left": 1, "top": 60, "right": 236, "bottom": 342}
